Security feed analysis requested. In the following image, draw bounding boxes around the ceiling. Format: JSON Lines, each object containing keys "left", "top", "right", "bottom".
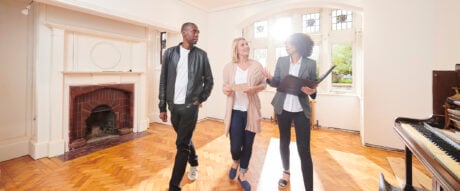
{"left": 179, "top": 0, "right": 272, "bottom": 12}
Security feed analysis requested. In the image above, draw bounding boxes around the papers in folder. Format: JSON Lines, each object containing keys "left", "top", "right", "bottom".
{"left": 277, "top": 66, "right": 336, "bottom": 95}
{"left": 232, "top": 83, "right": 249, "bottom": 91}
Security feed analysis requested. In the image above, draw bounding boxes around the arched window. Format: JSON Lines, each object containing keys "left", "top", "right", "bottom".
{"left": 244, "top": 7, "right": 362, "bottom": 94}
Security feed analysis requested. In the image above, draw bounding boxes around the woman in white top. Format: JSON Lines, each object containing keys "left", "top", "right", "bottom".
{"left": 222, "top": 37, "right": 266, "bottom": 191}
{"left": 262, "top": 33, "right": 317, "bottom": 191}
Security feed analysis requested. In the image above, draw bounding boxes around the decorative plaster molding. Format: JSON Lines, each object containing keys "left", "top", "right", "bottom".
{"left": 90, "top": 42, "right": 122, "bottom": 70}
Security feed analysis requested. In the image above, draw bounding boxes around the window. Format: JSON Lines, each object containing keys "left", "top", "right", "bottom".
{"left": 271, "top": 17, "right": 291, "bottom": 41}
{"left": 331, "top": 43, "right": 353, "bottom": 91}
{"left": 275, "top": 46, "right": 288, "bottom": 61}
{"left": 302, "top": 13, "right": 320, "bottom": 33}
{"left": 244, "top": 8, "right": 361, "bottom": 94}
{"left": 332, "top": 9, "right": 352, "bottom": 30}
{"left": 254, "top": 21, "right": 268, "bottom": 38}
{"left": 253, "top": 48, "right": 268, "bottom": 67}
{"left": 310, "top": 45, "right": 321, "bottom": 77}
{"left": 160, "top": 32, "right": 167, "bottom": 64}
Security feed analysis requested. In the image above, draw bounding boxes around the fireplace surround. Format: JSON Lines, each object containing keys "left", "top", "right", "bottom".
{"left": 25, "top": 4, "right": 152, "bottom": 160}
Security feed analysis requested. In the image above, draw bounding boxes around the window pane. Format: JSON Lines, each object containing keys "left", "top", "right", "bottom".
{"left": 253, "top": 48, "right": 268, "bottom": 67}
{"left": 310, "top": 46, "right": 320, "bottom": 78}
{"left": 254, "top": 21, "right": 268, "bottom": 38}
{"left": 310, "top": 46, "right": 320, "bottom": 59}
{"left": 271, "top": 17, "right": 291, "bottom": 41}
{"left": 275, "top": 46, "right": 288, "bottom": 61}
{"left": 302, "top": 13, "right": 320, "bottom": 33}
{"left": 332, "top": 9, "right": 353, "bottom": 31}
{"left": 331, "top": 43, "right": 352, "bottom": 89}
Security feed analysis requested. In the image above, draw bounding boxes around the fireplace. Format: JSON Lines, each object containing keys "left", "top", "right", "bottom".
{"left": 69, "top": 84, "right": 134, "bottom": 149}
{"left": 26, "top": 7, "right": 152, "bottom": 159}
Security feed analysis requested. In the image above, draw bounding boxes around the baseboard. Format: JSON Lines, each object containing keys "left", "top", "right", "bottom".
{"left": 47, "top": 139, "right": 66, "bottom": 157}
{"left": 201, "top": 117, "right": 223, "bottom": 122}
{"left": 364, "top": 143, "right": 404, "bottom": 152}
{"left": 0, "top": 140, "right": 29, "bottom": 162}
{"left": 317, "top": 126, "right": 360, "bottom": 134}
{"left": 28, "top": 140, "right": 49, "bottom": 159}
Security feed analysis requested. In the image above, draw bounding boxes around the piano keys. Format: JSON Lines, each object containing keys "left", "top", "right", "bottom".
{"left": 380, "top": 70, "right": 460, "bottom": 191}
{"left": 394, "top": 116, "right": 460, "bottom": 191}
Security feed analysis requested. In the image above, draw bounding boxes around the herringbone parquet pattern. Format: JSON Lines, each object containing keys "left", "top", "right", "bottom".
{"left": 0, "top": 119, "right": 428, "bottom": 191}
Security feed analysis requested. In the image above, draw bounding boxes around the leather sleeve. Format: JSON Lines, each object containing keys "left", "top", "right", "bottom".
{"left": 158, "top": 48, "right": 170, "bottom": 112}
{"left": 199, "top": 52, "right": 214, "bottom": 103}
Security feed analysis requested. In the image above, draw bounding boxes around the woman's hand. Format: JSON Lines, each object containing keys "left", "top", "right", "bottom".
{"left": 244, "top": 87, "right": 257, "bottom": 95}
{"left": 301, "top": 86, "right": 316, "bottom": 95}
{"left": 262, "top": 68, "right": 272, "bottom": 81}
{"left": 223, "top": 84, "right": 233, "bottom": 96}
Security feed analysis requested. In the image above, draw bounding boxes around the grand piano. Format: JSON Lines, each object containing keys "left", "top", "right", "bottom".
{"left": 380, "top": 70, "right": 460, "bottom": 191}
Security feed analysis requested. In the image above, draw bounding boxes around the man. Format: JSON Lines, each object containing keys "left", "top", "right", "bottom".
{"left": 158, "top": 22, "right": 214, "bottom": 191}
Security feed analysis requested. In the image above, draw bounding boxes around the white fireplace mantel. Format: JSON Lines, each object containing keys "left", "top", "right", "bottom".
{"left": 30, "top": 6, "right": 152, "bottom": 159}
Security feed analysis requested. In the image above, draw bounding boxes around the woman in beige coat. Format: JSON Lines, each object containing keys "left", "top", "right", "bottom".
{"left": 222, "top": 37, "right": 266, "bottom": 191}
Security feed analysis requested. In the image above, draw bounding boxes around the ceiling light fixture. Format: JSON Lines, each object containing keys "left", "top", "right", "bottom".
{"left": 21, "top": 1, "right": 33, "bottom": 16}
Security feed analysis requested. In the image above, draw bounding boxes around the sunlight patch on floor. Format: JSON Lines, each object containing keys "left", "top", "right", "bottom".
{"left": 387, "top": 157, "right": 431, "bottom": 189}
{"left": 128, "top": 134, "right": 231, "bottom": 191}
{"left": 257, "top": 138, "right": 325, "bottom": 191}
{"left": 326, "top": 149, "right": 399, "bottom": 190}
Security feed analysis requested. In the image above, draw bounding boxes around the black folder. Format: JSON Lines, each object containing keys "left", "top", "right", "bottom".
{"left": 277, "top": 65, "right": 336, "bottom": 95}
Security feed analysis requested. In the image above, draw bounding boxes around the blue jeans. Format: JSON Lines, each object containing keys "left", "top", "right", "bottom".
{"left": 229, "top": 110, "right": 255, "bottom": 173}
{"left": 277, "top": 110, "right": 313, "bottom": 191}
{"left": 169, "top": 104, "right": 199, "bottom": 191}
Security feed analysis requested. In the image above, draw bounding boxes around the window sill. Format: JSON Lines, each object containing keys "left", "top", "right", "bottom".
{"left": 262, "top": 88, "right": 358, "bottom": 97}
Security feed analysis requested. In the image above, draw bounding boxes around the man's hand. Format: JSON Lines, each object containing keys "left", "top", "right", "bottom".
{"left": 159, "top": 112, "right": 168, "bottom": 122}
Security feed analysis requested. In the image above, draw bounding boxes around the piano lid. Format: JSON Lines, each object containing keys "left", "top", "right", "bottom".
{"left": 433, "top": 70, "right": 460, "bottom": 115}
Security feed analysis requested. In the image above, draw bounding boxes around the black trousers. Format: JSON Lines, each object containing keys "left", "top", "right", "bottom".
{"left": 277, "top": 110, "right": 313, "bottom": 191}
{"left": 169, "top": 104, "right": 199, "bottom": 191}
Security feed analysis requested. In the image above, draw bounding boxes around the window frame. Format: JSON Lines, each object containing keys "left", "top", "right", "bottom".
{"left": 245, "top": 8, "right": 361, "bottom": 95}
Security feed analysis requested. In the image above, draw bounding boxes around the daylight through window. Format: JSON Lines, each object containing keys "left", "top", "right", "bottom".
{"left": 245, "top": 7, "right": 361, "bottom": 94}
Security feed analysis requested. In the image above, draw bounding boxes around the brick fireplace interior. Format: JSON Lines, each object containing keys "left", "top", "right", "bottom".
{"left": 69, "top": 84, "right": 134, "bottom": 149}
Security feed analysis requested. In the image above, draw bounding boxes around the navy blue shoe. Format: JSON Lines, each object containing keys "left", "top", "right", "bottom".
{"left": 229, "top": 167, "right": 237, "bottom": 179}
{"left": 238, "top": 176, "right": 251, "bottom": 191}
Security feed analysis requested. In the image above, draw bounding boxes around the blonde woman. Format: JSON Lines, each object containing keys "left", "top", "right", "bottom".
{"left": 222, "top": 37, "right": 266, "bottom": 191}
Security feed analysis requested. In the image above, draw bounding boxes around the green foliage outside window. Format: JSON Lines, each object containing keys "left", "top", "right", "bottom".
{"left": 332, "top": 43, "right": 352, "bottom": 84}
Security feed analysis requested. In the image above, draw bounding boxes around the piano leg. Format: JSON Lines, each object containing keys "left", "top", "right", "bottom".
{"left": 404, "top": 146, "right": 416, "bottom": 191}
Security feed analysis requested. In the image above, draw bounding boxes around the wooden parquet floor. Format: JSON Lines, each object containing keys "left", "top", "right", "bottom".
{"left": 0, "top": 119, "right": 429, "bottom": 191}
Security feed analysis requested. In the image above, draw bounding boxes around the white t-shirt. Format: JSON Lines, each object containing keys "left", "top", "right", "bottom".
{"left": 174, "top": 46, "right": 190, "bottom": 104}
{"left": 283, "top": 57, "right": 303, "bottom": 112}
{"left": 233, "top": 66, "right": 249, "bottom": 111}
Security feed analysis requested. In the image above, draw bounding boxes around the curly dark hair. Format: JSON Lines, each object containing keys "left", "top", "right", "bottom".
{"left": 287, "top": 33, "right": 314, "bottom": 58}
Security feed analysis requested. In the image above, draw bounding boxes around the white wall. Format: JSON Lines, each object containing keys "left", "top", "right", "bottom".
{"left": 0, "top": 0, "right": 34, "bottom": 162}
{"left": 365, "top": 0, "right": 460, "bottom": 148}
{"left": 434, "top": 0, "right": 460, "bottom": 69}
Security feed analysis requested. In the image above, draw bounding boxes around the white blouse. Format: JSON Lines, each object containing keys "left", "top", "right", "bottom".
{"left": 233, "top": 66, "right": 249, "bottom": 111}
{"left": 283, "top": 57, "right": 303, "bottom": 112}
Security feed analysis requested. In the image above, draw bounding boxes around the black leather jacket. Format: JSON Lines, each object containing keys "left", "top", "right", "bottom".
{"left": 158, "top": 43, "right": 214, "bottom": 112}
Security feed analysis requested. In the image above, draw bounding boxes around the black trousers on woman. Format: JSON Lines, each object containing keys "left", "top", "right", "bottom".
{"left": 277, "top": 110, "right": 313, "bottom": 191}
{"left": 169, "top": 104, "right": 199, "bottom": 191}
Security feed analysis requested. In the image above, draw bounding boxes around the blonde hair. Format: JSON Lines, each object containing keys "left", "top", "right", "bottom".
{"left": 231, "top": 37, "right": 247, "bottom": 63}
